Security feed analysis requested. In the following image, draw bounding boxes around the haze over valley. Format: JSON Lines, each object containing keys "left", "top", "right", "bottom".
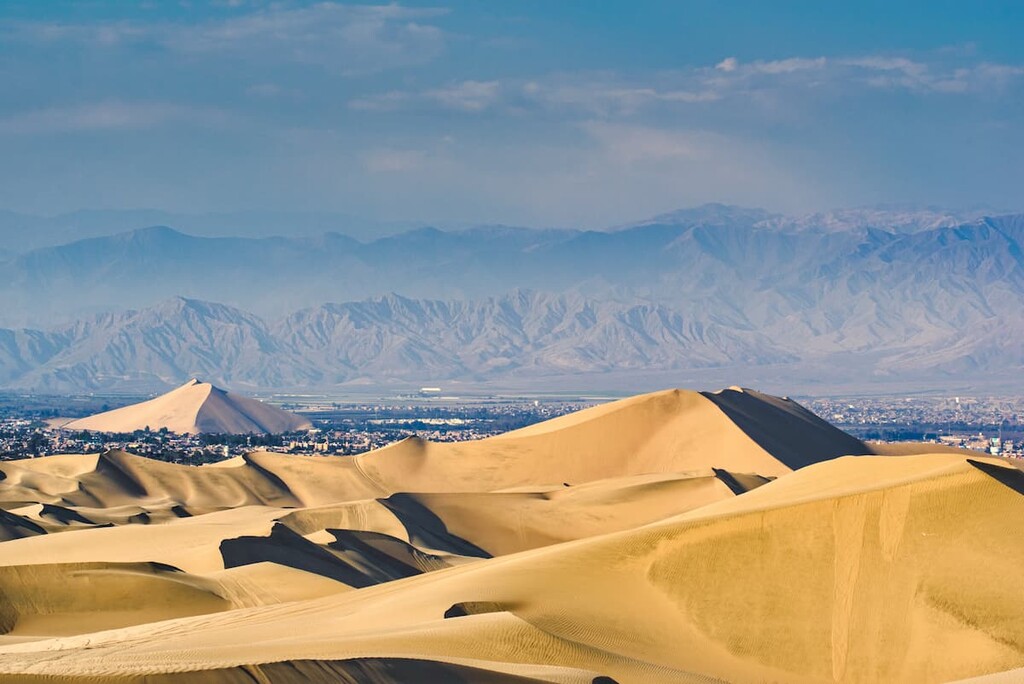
{"left": 1, "top": 205, "right": 1021, "bottom": 394}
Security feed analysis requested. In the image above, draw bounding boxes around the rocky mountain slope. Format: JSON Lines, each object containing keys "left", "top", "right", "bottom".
{"left": 0, "top": 207, "right": 1021, "bottom": 392}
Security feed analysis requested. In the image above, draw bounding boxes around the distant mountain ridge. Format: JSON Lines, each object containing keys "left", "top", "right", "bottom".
{"left": 1, "top": 205, "right": 1022, "bottom": 392}
{"left": 0, "top": 293, "right": 796, "bottom": 392}
{"left": 0, "top": 208, "right": 424, "bottom": 252}
{"left": 1, "top": 206, "right": 1020, "bottom": 327}
{"left": 0, "top": 282, "right": 1021, "bottom": 393}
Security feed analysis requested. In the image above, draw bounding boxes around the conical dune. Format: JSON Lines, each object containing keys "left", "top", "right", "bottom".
{"left": 0, "top": 387, "right": 1017, "bottom": 683}
{"left": 63, "top": 378, "right": 312, "bottom": 435}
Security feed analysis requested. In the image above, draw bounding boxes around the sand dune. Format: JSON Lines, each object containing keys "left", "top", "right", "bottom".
{"left": 355, "top": 388, "right": 864, "bottom": 493}
{"left": 0, "top": 387, "right": 1020, "bottom": 683}
{"left": 63, "top": 378, "right": 312, "bottom": 435}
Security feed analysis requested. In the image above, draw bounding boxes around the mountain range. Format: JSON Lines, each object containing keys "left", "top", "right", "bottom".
{"left": 0, "top": 204, "right": 1021, "bottom": 393}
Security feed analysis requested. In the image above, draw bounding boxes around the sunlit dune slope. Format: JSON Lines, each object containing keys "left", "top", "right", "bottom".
{"left": 1, "top": 454, "right": 1020, "bottom": 683}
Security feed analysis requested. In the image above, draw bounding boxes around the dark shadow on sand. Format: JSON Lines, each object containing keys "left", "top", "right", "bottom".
{"left": 701, "top": 388, "right": 871, "bottom": 470}
{"left": 379, "top": 493, "right": 492, "bottom": 558}
{"left": 967, "top": 458, "right": 1024, "bottom": 495}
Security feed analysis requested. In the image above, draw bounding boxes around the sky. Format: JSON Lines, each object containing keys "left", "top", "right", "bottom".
{"left": 0, "top": 1, "right": 1022, "bottom": 229}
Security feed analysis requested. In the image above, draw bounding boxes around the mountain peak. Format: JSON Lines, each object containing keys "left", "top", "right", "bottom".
{"left": 621, "top": 203, "right": 778, "bottom": 230}
{"left": 123, "top": 225, "right": 186, "bottom": 240}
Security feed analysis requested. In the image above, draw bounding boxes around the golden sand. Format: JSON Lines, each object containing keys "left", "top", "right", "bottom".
{"left": 0, "top": 388, "right": 1019, "bottom": 683}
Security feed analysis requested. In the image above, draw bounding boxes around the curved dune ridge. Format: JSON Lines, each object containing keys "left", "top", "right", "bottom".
{"left": 0, "top": 387, "right": 1020, "bottom": 683}
{"left": 63, "top": 378, "right": 312, "bottom": 435}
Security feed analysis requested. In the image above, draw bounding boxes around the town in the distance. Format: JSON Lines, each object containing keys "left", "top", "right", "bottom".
{"left": 2, "top": 380, "right": 1021, "bottom": 463}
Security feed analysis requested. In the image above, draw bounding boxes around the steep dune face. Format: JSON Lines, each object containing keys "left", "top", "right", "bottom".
{"left": 63, "top": 378, "right": 311, "bottom": 435}
{"left": 701, "top": 387, "right": 873, "bottom": 468}
{"left": 0, "top": 388, "right": 1019, "bottom": 683}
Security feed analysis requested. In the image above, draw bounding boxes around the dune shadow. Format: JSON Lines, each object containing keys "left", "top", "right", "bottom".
{"left": 711, "top": 468, "right": 772, "bottom": 495}
{"left": 444, "top": 601, "right": 507, "bottom": 619}
{"left": 220, "top": 523, "right": 380, "bottom": 588}
{"left": 39, "top": 503, "right": 95, "bottom": 525}
{"left": 0, "top": 508, "right": 46, "bottom": 540}
{"left": 701, "top": 388, "right": 871, "bottom": 470}
{"left": 379, "top": 494, "right": 491, "bottom": 559}
{"left": 44, "top": 657, "right": 618, "bottom": 683}
{"left": 324, "top": 528, "right": 433, "bottom": 581}
{"left": 967, "top": 458, "right": 1024, "bottom": 495}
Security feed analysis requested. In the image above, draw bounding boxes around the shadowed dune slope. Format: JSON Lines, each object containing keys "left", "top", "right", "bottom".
{"left": 0, "top": 657, "right": 622, "bottom": 684}
{"left": 0, "top": 508, "right": 45, "bottom": 541}
{"left": 700, "top": 387, "right": 872, "bottom": 468}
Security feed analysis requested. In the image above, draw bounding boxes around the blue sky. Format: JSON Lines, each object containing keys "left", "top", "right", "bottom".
{"left": 0, "top": 1, "right": 1021, "bottom": 228}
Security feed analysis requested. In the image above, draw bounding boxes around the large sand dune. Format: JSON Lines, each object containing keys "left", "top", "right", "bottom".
{"left": 0, "top": 387, "right": 1018, "bottom": 683}
{"left": 63, "top": 378, "right": 312, "bottom": 435}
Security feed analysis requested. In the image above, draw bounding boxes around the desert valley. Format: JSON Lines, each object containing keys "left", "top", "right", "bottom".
{"left": 2, "top": 1, "right": 1022, "bottom": 681}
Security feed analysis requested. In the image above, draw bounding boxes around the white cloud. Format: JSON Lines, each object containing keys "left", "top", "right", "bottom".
{"left": 715, "top": 57, "right": 738, "bottom": 73}
{"left": 426, "top": 80, "right": 502, "bottom": 112}
{"left": 974, "top": 63, "right": 1024, "bottom": 80}
{"left": 346, "top": 50, "right": 1024, "bottom": 121}
{"left": 749, "top": 57, "right": 827, "bottom": 74}
{"left": 363, "top": 148, "right": 426, "bottom": 173}
{"left": 350, "top": 80, "right": 504, "bottom": 113}
{"left": 246, "top": 83, "right": 282, "bottom": 98}
{"left": 834, "top": 56, "right": 1024, "bottom": 94}
{"left": 0, "top": 101, "right": 230, "bottom": 135}
{"left": 4, "top": 3, "right": 450, "bottom": 74}
{"left": 524, "top": 83, "right": 720, "bottom": 115}
{"left": 348, "top": 91, "right": 412, "bottom": 112}
{"left": 350, "top": 77, "right": 720, "bottom": 116}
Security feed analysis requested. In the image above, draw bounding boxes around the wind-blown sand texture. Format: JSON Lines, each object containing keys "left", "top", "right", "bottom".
{"left": 1, "top": 387, "right": 1020, "bottom": 683}
{"left": 63, "top": 378, "right": 312, "bottom": 435}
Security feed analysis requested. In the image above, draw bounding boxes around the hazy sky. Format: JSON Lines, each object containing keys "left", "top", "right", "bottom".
{"left": 1, "top": 1, "right": 1022, "bottom": 228}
